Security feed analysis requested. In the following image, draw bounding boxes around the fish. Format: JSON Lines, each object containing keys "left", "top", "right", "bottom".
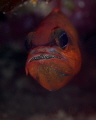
{"left": 25, "top": 4, "right": 82, "bottom": 91}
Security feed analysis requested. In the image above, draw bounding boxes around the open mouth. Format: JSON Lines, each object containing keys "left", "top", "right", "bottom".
{"left": 30, "top": 54, "right": 61, "bottom": 61}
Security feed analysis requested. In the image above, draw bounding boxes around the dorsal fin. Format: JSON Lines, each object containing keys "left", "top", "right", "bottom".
{"left": 53, "top": 0, "right": 61, "bottom": 12}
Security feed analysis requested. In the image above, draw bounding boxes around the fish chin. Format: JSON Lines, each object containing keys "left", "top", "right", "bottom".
{"left": 37, "top": 64, "right": 72, "bottom": 91}
{"left": 26, "top": 58, "right": 73, "bottom": 91}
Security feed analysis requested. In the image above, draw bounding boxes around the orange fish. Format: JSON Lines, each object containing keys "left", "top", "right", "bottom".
{"left": 25, "top": 9, "right": 82, "bottom": 91}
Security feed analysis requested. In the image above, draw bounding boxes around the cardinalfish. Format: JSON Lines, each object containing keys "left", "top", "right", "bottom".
{"left": 25, "top": 0, "right": 82, "bottom": 91}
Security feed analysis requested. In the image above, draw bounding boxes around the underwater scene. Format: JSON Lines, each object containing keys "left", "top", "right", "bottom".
{"left": 0, "top": 0, "right": 96, "bottom": 119}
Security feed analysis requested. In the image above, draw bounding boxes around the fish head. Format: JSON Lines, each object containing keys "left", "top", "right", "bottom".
{"left": 25, "top": 11, "right": 82, "bottom": 91}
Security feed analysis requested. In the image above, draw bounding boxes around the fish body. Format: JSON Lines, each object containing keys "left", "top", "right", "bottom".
{"left": 25, "top": 10, "right": 82, "bottom": 91}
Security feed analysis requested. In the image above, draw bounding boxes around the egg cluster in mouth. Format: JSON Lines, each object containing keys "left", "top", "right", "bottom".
{"left": 30, "top": 55, "right": 61, "bottom": 61}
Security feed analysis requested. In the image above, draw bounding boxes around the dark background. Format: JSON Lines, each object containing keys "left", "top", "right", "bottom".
{"left": 0, "top": 0, "right": 96, "bottom": 119}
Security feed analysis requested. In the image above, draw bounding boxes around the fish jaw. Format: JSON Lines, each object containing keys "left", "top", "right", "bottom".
{"left": 25, "top": 46, "right": 81, "bottom": 91}
{"left": 26, "top": 58, "right": 72, "bottom": 91}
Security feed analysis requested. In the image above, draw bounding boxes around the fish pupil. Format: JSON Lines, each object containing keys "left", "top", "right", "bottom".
{"left": 59, "top": 31, "right": 68, "bottom": 49}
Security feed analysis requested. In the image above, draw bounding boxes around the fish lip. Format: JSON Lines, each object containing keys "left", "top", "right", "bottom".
{"left": 30, "top": 54, "right": 61, "bottom": 62}
{"left": 28, "top": 53, "right": 66, "bottom": 63}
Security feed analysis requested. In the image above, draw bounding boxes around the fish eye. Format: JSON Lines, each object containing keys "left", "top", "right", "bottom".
{"left": 58, "top": 30, "right": 68, "bottom": 49}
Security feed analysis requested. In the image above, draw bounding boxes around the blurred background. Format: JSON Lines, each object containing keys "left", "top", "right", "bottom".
{"left": 0, "top": 0, "right": 96, "bottom": 120}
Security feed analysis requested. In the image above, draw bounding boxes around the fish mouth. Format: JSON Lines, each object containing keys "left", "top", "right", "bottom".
{"left": 30, "top": 54, "right": 61, "bottom": 62}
